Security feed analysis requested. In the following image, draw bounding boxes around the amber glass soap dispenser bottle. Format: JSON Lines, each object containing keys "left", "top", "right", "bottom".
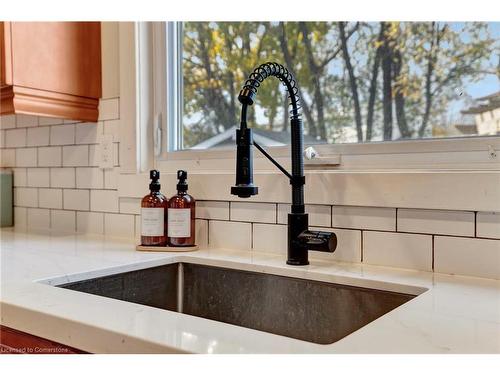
{"left": 168, "top": 170, "right": 196, "bottom": 247}
{"left": 141, "top": 170, "right": 168, "bottom": 246}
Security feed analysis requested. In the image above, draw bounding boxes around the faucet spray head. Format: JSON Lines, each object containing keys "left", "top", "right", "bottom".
{"left": 231, "top": 127, "right": 258, "bottom": 198}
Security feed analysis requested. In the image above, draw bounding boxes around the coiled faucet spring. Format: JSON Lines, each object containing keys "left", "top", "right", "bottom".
{"left": 238, "top": 62, "right": 302, "bottom": 120}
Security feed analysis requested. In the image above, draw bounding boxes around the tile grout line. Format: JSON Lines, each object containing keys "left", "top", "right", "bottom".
{"left": 251, "top": 222, "right": 254, "bottom": 250}
{"left": 207, "top": 219, "right": 210, "bottom": 246}
{"left": 132, "top": 214, "right": 137, "bottom": 239}
{"left": 474, "top": 211, "right": 477, "bottom": 237}
{"left": 360, "top": 230, "right": 364, "bottom": 263}
{"left": 432, "top": 235, "right": 435, "bottom": 271}
{"left": 330, "top": 205, "right": 333, "bottom": 228}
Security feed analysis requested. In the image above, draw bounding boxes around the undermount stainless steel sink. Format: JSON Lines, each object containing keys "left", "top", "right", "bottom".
{"left": 59, "top": 262, "right": 416, "bottom": 345}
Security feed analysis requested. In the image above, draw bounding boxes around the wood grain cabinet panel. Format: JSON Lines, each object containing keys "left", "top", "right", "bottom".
{"left": 0, "top": 325, "right": 87, "bottom": 354}
{"left": 1, "top": 22, "right": 102, "bottom": 122}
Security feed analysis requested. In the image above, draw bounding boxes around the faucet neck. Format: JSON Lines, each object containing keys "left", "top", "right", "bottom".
{"left": 289, "top": 117, "right": 305, "bottom": 213}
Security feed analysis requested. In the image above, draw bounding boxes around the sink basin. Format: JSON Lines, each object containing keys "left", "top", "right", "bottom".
{"left": 59, "top": 262, "right": 416, "bottom": 345}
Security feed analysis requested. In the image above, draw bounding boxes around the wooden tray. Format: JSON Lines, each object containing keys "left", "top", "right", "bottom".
{"left": 136, "top": 244, "right": 199, "bottom": 252}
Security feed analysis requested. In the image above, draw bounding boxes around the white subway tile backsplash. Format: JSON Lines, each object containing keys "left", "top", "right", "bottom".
{"left": 38, "top": 188, "right": 63, "bottom": 209}
{"left": 134, "top": 215, "right": 141, "bottom": 242}
{"left": 27, "top": 168, "right": 50, "bottom": 187}
{"left": 1, "top": 130, "right": 6, "bottom": 148}
{"left": 119, "top": 197, "right": 141, "bottom": 214}
{"left": 14, "top": 206, "right": 27, "bottom": 227}
{"left": 0, "top": 115, "right": 16, "bottom": 129}
{"left": 63, "top": 145, "right": 88, "bottom": 167}
{"left": 104, "top": 168, "right": 118, "bottom": 189}
{"left": 64, "top": 189, "right": 90, "bottom": 211}
{"left": 50, "top": 124, "right": 75, "bottom": 145}
{"left": 477, "top": 212, "right": 500, "bottom": 239}
{"left": 104, "top": 213, "right": 135, "bottom": 237}
{"left": 277, "top": 204, "right": 289, "bottom": 224}
{"left": 51, "top": 210, "right": 76, "bottom": 232}
{"left": 209, "top": 220, "right": 251, "bottom": 251}
{"left": 196, "top": 201, "right": 229, "bottom": 220}
{"left": 0, "top": 149, "right": 16, "bottom": 167}
{"left": 5, "top": 128, "right": 27, "bottom": 148}
{"left": 196, "top": 219, "right": 209, "bottom": 248}
{"left": 98, "top": 98, "right": 120, "bottom": 121}
{"left": 5, "top": 101, "right": 124, "bottom": 238}
{"left": 89, "top": 143, "right": 119, "bottom": 167}
{"left": 278, "top": 204, "right": 331, "bottom": 227}
{"left": 12, "top": 168, "right": 27, "bottom": 187}
{"left": 14, "top": 187, "right": 38, "bottom": 207}
{"left": 27, "top": 126, "right": 50, "bottom": 146}
{"left": 38, "top": 117, "right": 63, "bottom": 126}
{"left": 77, "top": 211, "right": 104, "bottom": 234}
{"left": 15, "top": 148, "right": 37, "bottom": 167}
{"left": 16, "top": 115, "right": 38, "bottom": 128}
{"left": 398, "top": 209, "right": 475, "bottom": 236}
{"left": 253, "top": 223, "right": 287, "bottom": 254}
{"left": 308, "top": 205, "right": 332, "bottom": 227}
{"left": 76, "top": 167, "right": 104, "bottom": 189}
{"left": 90, "top": 190, "right": 119, "bottom": 212}
{"left": 27, "top": 208, "right": 50, "bottom": 229}
{"left": 116, "top": 173, "right": 148, "bottom": 198}
{"left": 230, "top": 202, "right": 276, "bottom": 223}
{"left": 332, "top": 206, "right": 396, "bottom": 231}
{"left": 435, "top": 236, "right": 500, "bottom": 279}
{"left": 38, "top": 147, "right": 62, "bottom": 167}
{"left": 363, "top": 231, "right": 432, "bottom": 271}
{"left": 310, "top": 227, "right": 362, "bottom": 263}
{"left": 75, "top": 122, "right": 102, "bottom": 144}
{"left": 50, "top": 168, "right": 75, "bottom": 188}
{"left": 103, "top": 119, "right": 119, "bottom": 135}
{"left": 64, "top": 119, "right": 80, "bottom": 124}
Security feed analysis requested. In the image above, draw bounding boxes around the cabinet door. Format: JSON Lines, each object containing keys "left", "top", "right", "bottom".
{"left": 7, "top": 22, "right": 101, "bottom": 98}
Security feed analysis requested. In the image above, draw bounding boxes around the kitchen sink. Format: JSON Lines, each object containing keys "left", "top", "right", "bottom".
{"left": 58, "top": 262, "right": 416, "bottom": 345}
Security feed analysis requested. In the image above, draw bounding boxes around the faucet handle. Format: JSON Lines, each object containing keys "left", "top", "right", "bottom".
{"left": 298, "top": 230, "right": 337, "bottom": 253}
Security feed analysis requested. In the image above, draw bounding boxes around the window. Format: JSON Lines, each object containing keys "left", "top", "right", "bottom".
{"left": 165, "top": 21, "right": 499, "bottom": 152}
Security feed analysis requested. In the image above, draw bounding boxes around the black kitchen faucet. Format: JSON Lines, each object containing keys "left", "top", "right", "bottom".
{"left": 231, "top": 62, "right": 337, "bottom": 265}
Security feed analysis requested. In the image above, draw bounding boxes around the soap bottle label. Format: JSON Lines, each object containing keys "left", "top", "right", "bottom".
{"left": 141, "top": 208, "right": 164, "bottom": 236}
{"left": 168, "top": 208, "right": 191, "bottom": 238}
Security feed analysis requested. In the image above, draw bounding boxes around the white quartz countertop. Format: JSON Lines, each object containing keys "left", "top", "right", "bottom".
{"left": 1, "top": 227, "right": 499, "bottom": 353}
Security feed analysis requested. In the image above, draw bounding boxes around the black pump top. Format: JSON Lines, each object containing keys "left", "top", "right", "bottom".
{"left": 176, "top": 170, "right": 188, "bottom": 193}
{"left": 149, "top": 170, "right": 161, "bottom": 192}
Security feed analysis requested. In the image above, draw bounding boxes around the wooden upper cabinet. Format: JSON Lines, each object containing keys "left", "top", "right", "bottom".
{"left": 1, "top": 22, "right": 102, "bottom": 122}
